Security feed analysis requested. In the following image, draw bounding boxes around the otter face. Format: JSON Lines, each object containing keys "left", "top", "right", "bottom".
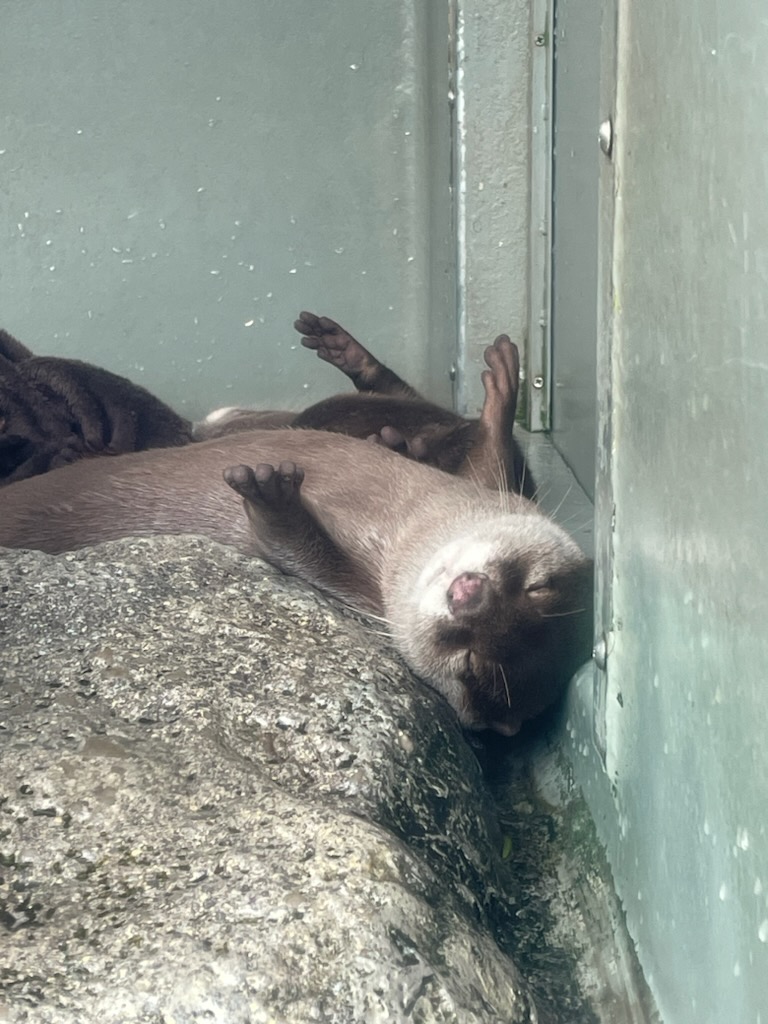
{"left": 400, "top": 519, "right": 594, "bottom": 734}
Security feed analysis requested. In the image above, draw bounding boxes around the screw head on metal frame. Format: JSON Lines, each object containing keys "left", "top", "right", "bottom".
{"left": 598, "top": 119, "right": 613, "bottom": 157}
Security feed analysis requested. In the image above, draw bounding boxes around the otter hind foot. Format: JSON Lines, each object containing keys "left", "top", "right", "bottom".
{"left": 294, "top": 312, "right": 365, "bottom": 374}
{"left": 480, "top": 334, "right": 520, "bottom": 429}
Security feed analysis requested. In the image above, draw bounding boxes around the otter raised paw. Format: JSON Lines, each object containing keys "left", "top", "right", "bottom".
{"left": 456, "top": 334, "right": 535, "bottom": 497}
{"left": 224, "top": 458, "right": 380, "bottom": 613}
{"left": 294, "top": 311, "right": 419, "bottom": 398}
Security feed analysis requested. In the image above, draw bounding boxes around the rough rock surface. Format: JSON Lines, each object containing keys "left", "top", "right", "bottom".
{"left": 0, "top": 536, "right": 540, "bottom": 1024}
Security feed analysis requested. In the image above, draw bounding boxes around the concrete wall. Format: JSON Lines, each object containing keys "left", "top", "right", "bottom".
{"left": 453, "top": 0, "right": 532, "bottom": 416}
{"left": 3, "top": 0, "right": 457, "bottom": 418}
{"left": 569, "top": 1, "right": 768, "bottom": 1021}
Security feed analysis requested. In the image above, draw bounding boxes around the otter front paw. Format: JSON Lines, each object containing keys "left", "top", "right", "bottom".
{"left": 224, "top": 461, "right": 305, "bottom": 510}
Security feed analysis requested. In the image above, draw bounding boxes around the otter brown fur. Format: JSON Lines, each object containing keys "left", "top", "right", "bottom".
{"left": 0, "top": 429, "right": 590, "bottom": 735}
{"left": 0, "top": 328, "right": 192, "bottom": 486}
{"left": 195, "top": 312, "right": 536, "bottom": 497}
{"left": 2, "top": 313, "right": 533, "bottom": 497}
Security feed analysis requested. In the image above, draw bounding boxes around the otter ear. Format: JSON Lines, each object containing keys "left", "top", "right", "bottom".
{"left": 490, "top": 717, "right": 521, "bottom": 737}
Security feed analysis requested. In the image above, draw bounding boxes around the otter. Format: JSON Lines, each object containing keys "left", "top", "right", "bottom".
{"left": 2, "top": 313, "right": 533, "bottom": 497}
{"left": 0, "top": 374, "right": 590, "bottom": 735}
{"left": 0, "top": 327, "right": 192, "bottom": 486}
{"left": 196, "top": 312, "right": 535, "bottom": 497}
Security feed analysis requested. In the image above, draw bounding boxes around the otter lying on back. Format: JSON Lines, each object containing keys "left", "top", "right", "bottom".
{"left": 196, "top": 311, "right": 536, "bottom": 497}
{"left": 0, "top": 426, "right": 591, "bottom": 735}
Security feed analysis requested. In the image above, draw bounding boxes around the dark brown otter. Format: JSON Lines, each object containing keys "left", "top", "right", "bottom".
{"left": 0, "top": 423, "right": 590, "bottom": 735}
{"left": 0, "top": 328, "right": 192, "bottom": 486}
{"left": 2, "top": 313, "right": 533, "bottom": 497}
{"left": 196, "top": 312, "right": 535, "bottom": 497}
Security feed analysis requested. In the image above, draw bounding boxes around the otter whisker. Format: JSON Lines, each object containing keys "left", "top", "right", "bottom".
{"left": 530, "top": 480, "right": 552, "bottom": 505}
{"left": 519, "top": 448, "right": 530, "bottom": 498}
{"left": 550, "top": 484, "right": 575, "bottom": 520}
{"left": 498, "top": 663, "right": 512, "bottom": 708}
{"left": 556, "top": 509, "right": 594, "bottom": 531}
{"left": 539, "top": 607, "right": 587, "bottom": 619}
{"left": 493, "top": 453, "right": 509, "bottom": 500}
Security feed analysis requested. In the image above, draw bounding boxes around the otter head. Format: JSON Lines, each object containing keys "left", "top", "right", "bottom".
{"left": 395, "top": 516, "right": 594, "bottom": 735}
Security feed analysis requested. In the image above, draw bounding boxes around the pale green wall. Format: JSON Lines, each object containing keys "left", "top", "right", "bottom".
{"left": 3, "top": 0, "right": 457, "bottom": 418}
{"left": 568, "top": 1, "right": 768, "bottom": 1021}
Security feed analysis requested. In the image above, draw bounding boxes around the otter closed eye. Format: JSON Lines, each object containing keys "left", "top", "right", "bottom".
{"left": 525, "top": 579, "right": 554, "bottom": 595}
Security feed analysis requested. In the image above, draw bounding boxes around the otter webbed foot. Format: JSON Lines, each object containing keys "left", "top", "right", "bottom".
{"left": 366, "top": 426, "right": 430, "bottom": 462}
{"left": 457, "top": 334, "right": 534, "bottom": 497}
{"left": 294, "top": 311, "right": 419, "bottom": 398}
{"left": 480, "top": 334, "right": 520, "bottom": 441}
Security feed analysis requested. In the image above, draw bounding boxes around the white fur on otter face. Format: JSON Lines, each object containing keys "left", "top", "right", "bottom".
{"left": 382, "top": 513, "right": 590, "bottom": 734}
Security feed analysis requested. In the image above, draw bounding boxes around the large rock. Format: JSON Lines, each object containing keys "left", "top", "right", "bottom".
{"left": 0, "top": 536, "right": 540, "bottom": 1023}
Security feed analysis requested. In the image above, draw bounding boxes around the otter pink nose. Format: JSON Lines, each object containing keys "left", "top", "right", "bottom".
{"left": 447, "top": 571, "right": 488, "bottom": 612}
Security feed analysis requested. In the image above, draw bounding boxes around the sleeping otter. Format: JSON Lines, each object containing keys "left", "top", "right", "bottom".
{"left": 0, "top": 327, "right": 192, "bottom": 486}
{"left": 1, "top": 313, "right": 533, "bottom": 496}
{"left": 0, "top": 346, "right": 588, "bottom": 734}
{"left": 196, "top": 312, "right": 535, "bottom": 496}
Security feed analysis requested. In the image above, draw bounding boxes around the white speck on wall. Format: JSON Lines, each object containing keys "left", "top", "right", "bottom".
{"left": 719, "top": 883, "right": 728, "bottom": 901}
{"left": 758, "top": 920, "right": 768, "bottom": 943}
{"left": 736, "top": 828, "right": 750, "bottom": 851}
